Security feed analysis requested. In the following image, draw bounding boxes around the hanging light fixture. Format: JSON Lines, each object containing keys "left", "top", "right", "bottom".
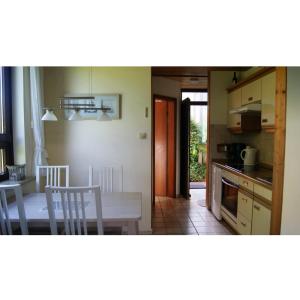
{"left": 41, "top": 67, "right": 112, "bottom": 122}
{"left": 68, "top": 109, "right": 82, "bottom": 121}
{"left": 97, "top": 100, "right": 112, "bottom": 121}
{"left": 41, "top": 109, "right": 58, "bottom": 121}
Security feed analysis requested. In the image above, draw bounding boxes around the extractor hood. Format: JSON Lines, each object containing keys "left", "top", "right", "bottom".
{"left": 229, "top": 103, "right": 261, "bottom": 115}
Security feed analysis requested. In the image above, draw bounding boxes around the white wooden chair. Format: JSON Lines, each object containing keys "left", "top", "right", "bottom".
{"left": 88, "top": 165, "right": 124, "bottom": 234}
{"left": 0, "top": 184, "right": 28, "bottom": 235}
{"left": 36, "top": 165, "right": 70, "bottom": 192}
{"left": 88, "top": 165, "right": 123, "bottom": 192}
{"left": 45, "top": 185, "right": 103, "bottom": 235}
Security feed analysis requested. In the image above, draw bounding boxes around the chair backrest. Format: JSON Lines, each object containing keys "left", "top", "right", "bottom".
{"left": 0, "top": 184, "right": 28, "bottom": 235}
{"left": 36, "top": 165, "right": 70, "bottom": 192}
{"left": 88, "top": 165, "right": 123, "bottom": 192}
{"left": 45, "top": 185, "right": 103, "bottom": 235}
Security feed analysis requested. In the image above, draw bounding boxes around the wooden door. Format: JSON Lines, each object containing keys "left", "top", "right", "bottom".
{"left": 154, "top": 97, "right": 176, "bottom": 197}
{"left": 180, "top": 98, "right": 190, "bottom": 199}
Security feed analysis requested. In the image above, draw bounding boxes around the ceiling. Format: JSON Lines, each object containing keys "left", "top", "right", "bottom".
{"left": 152, "top": 67, "right": 250, "bottom": 89}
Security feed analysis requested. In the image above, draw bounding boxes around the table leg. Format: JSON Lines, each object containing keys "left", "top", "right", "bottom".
{"left": 127, "top": 221, "right": 139, "bottom": 235}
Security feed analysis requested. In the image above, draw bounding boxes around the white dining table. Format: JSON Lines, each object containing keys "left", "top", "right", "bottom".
{"left": 8, "top": 192, "right": 142, "bottom": 235}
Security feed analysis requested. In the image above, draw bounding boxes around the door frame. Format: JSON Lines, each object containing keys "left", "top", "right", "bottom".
{"left": 181, "top": 89, "right": 209, "bottom": 200}
{"left": 152, "top": 94, "right": 177, "bottom": 205}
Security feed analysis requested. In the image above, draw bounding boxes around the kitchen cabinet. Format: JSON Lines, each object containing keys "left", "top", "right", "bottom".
{"left": 237, "top": 190, "right": 253, "bottom": 235}
{"left": 237, "top": 191, "right": 253, "bottom": 221}
{"left": 237, "top": 212, "right": 252, "bottom": 235}
{"left": 251, "top": 200, "right": 271, "bottom": 235}
{"left": 241, "top": 78, "right": 262, "bottom": 105}
{"left": 261, "top": 71, "right": 276, "bottom": 130}
{"left": 227, "top": 88, "right": 242, "bottom": 130}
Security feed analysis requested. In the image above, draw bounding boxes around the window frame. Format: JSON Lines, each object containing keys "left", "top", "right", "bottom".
{"left": 0, "top": 67, "right": 14, "bottom": 181}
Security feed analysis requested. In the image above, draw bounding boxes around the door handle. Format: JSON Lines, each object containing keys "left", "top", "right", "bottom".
{"left": 254, "top": 205, "right": 260, "bottom": 211}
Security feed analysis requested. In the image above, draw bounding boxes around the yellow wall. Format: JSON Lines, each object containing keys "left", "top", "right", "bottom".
{"left": 43, "top": 67, "right": 152, "bottom": 232}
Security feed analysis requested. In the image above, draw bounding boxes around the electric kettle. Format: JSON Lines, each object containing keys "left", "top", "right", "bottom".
{"left": 240, "top": 146, "right": 257, "bottom": 166}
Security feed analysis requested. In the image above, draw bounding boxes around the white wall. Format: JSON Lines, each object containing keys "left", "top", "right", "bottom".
{"left": 43, "top": 67, "right": 152, "bottom": 232}
{"left": 152, "top": 76, "right": 181, "bottom": 195}
{"left": 281, "top": 67, "right": 300, "bottom": 234}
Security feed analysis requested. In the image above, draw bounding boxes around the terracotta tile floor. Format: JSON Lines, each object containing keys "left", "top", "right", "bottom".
{"left": 152, "top": 189, "right": 234, "bottom": 235}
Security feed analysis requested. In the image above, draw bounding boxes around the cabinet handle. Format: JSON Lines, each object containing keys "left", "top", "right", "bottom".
{"left": 254, "top": 205, "right": 260, "bottom": 211}
{"left": 248, "top": 96, "right": 253, "bottom": 101}
{"left": 241, "top": 222, "right": 246, "bottom": 227}
{"left": 236, "top": 122, "right": 241, "bottom": 125}
{"left": 262, "top": 118, "right": 268, "bottom": 123}
{"left": 242, "top": 198, "right": 248, "bottom": 203}
{"left": 243, "top": 181, "right": 248, "bottom": 186}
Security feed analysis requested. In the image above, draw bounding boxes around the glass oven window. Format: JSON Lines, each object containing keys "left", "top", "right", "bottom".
{"left": 221, "top": 178, "right": 238, "bottom": 217}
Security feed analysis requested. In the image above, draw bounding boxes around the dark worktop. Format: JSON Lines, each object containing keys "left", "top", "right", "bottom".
{"left": 212, "top": 160, "right": 273, "bottom": 189}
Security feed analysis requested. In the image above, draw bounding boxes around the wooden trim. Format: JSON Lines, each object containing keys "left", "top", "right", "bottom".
{"left": 152, "top": 94, "right": 177, "bottom": 199}
{"left": 254, "top": 196, "right": 272, "bottom": 210}
{"left": 262, "top": 125, "right": 275, "bottom": 133}
{"left": 227, "top": 67, "right": 276, "bottom": 93}
{"left": 238, "top": 187, "right": 253, "bottom": 199}
{"left": 206, "top": 72, "right": 211, "bottom": 209}
{"left": 181, "top": 88, "right": 208, "bottom": 93}
{"left": 270, "top": 67, "right": 287, "bottom": 235}
{"left": 228, "top": 127, "right": 242, "bottom": 134}
{"left": 254, "top": 194, "right": 272, "bottom": 210}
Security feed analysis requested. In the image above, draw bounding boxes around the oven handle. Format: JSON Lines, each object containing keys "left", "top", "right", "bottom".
{"left": 222, "top": 178, "right": 239, "bottom": 189}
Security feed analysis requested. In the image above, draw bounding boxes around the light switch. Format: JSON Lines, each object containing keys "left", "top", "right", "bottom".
{"left": 138, "top": 132, "right": 147, "bottom": 139}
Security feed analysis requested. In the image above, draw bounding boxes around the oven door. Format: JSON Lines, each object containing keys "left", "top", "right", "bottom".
{"left": 221, "top": 178, "right": 239, "bottom": 219}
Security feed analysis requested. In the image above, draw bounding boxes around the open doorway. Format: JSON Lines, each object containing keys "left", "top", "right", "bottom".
{"left": 180, "top": 89, "right": 208, "bottom": 206}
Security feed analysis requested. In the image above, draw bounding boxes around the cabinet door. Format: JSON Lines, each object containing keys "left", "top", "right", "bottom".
{"left": 228, "top": 89, "right": 241, "bottom": 129}
{"left": 238, "top": 191, "right": 253, "bottom": 220}
{"left": 237, "top": 212, "right": 252, "bottom": 235}
{"left": 261, "top": 71, "right": 276, "bottom": 128}
{"left": 251, "top": 200, "right": 271, "bottom": 235}
{"left": 241, "top": 79, "right": 262, "bottom": 105}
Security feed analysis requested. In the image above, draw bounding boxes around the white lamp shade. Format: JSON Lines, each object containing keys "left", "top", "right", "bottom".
{"left": 68, "top": 110, "right": 82, "bottom": 121}
{"left": 41, "top": 109, "right": 58, "bottom": 121}
{"left": 97, "top": 111, "right": 112, "bottom": 121}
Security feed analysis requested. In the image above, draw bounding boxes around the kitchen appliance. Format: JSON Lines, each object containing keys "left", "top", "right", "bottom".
{"left": 240, "top": 146, "right": 257, "bottom": 166}
{"left": 229, "top": 103, "right": 261, "bottom": 114}
{"left": 226, "top": 143, "right": 246, "bottom": 169}
{"left": 221, "top": 170, "right": 239, "bottom": 227}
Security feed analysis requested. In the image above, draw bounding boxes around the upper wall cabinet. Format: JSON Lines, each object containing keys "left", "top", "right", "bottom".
{"left": 261, "top": 71, "right": 276, "bottom": 130}
{"left": 241, "top": 78, "right": 262, "bottom": 105}
{"left": 227, "top": 88, "right": 242, "bottom": 131}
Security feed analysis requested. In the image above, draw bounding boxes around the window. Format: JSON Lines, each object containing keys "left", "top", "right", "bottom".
{"left": 0, "top": 67, "right": 13, "bottom": 181}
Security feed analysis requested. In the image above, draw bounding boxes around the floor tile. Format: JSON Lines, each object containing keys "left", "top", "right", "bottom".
{"left": 181, "top": 228, "right": 198, "bottom": 235}
{"left": 152, "top": 190, "right": 232, "bottom": 236}
{"left": 166, "top": 227, "right": 183, "bottom": 234}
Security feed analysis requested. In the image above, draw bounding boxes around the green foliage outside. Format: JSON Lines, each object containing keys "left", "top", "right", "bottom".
{"left": 190, "top": 119, "right": 206, "bottom": 182}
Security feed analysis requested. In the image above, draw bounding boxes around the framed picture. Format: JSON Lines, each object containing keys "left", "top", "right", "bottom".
{"left": 63, "top": 94, "right": 121, "bottom": 120}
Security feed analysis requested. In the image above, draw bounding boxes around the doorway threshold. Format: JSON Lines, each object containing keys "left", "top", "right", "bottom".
{"left": 190, "top": 182, "right": 206, "bottom": 189}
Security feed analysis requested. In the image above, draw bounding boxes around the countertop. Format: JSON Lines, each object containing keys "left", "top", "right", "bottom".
{"left": 212, "top": 160, "right": 273, "bottom": 189}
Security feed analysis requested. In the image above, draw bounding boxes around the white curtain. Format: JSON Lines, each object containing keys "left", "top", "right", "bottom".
{"left": 30, "top": 67, "right": 48, "bottom": 174}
